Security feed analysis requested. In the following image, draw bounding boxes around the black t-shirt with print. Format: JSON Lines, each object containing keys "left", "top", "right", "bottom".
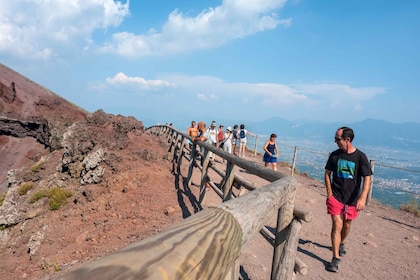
{"left": 325, "top": 149, "right": 373, "bottom": 206}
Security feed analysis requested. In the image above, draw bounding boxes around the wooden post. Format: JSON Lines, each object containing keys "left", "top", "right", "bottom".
{"left": 176, "top": 136, "right": 187, "bottom": 174}
{"left": 367, "top": 159, "right": 375, "bottom": 205}
{"left": 294, "top": 256, "right": 308, "bottom": 275}
{"left": 223, "top": 162, "right": 235, "bottom": 201}
{"left": 271, "top": 189, "right": 296, "bottom": 280}
{"left": 276, "top": 218, "right": 301, "bottom": 279}
{"left": 291, "top": 146, "right": 298, "bottom": 176}
{"left": 253, "top": 134, "right": 258, "bottom": 157}
{"left": 199, "top": 150, "right": 211, "bottom": 204}
{"left": 186, "top": 143, "right": 197, "bottom": 187}
{"left": 293, "top": 207, "right": 312, "bottom": 223}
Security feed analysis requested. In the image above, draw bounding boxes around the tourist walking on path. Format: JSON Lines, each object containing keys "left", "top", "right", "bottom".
{"left": 324, "top": 127, "right": 373, "bottom": 273}
{"left": 207, "top": 121, "right": 218, "bottom": 146}
{"left": 186, "top": 120, "right": 199, "bottom": 154}
{"left": 187, "top": 121, "right": 198, "bottom": 139}
{"left": 207, "top": 121, "right": 218, "bottom": 160}
{"left": 263, "top": 133, "right": 278, "bottom": 171}
{"left": 231, "top": 124, "right": 239, "bottom": 155}
{"left": 237, "top": 124, "right": 248, "bottom": 157}
{"left": 222, "top": 126, "right": 233, "bottom": 154}
{"left": 193, "top": 122, "right": 210, "bottom": 162}
{"left": 217, "top": 124, "right": 224, "bottom": 148}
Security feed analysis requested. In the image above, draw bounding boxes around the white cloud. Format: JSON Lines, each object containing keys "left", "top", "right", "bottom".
{"left": 105, "top": 72, "right": 174, "bottom": 89}
{"left": 197, "top": 93, "right": 219, "bottom": 101}
{"left": 0, "top": 0, "right": 289, "bottom": 59}
{"left": 291, "top": 83, "right": 387, "bottom": 110}
{"left": 155, "top": 74, "right": 386, "bottom": 112}
{"left": 99, "top": 0, "right": 291, "bottom": 57}
{"left": 0, "top": 0, "right": 129, "bottom": 59}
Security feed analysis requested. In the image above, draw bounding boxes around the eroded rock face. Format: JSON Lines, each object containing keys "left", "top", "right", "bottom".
{"left": 0, "top": 116, "right": 51, "bottom": 147}
{"left": 0, "top": 81, "right": 16, "bottom": 103}
{"left": 0, "top": 110, "right": 146, "bottom": 228}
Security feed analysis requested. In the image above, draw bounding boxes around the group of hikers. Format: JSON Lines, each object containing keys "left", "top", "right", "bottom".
{"left": 186, "top": 120, "right": 279, "bottom": 171}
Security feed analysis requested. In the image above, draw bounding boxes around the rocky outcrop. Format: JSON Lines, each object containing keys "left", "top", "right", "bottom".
{"left": 0, "top": 81, "right": 16, "bottom": 103}
{"left": 0, "top": 116, "right": 51, "bottom": 148}
{"left": 0, "top": 170, "right": 22, "bottom": 226}
{"left": 60, "top": 110, "right": 143, "bottom": 181}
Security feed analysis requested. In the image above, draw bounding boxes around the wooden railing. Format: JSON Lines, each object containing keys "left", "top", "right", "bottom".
{"left": 60, "top": 125, "right": 312, "bottom": 280}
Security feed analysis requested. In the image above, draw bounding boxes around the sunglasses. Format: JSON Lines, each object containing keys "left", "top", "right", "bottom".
{"left": 334, "top": 137, "right": 345, "bottom": 142}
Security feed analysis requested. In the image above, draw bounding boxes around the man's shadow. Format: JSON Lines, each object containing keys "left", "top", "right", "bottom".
{"left": 265, "top": 226, "right": 331, "bottom": 267}
{"left": 298, "top": 239, "right": 331, "bottom": 267}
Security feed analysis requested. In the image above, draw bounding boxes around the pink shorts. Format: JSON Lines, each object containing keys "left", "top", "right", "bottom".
{"left": 327, "top": 195, "right": 358, "bottom": 221}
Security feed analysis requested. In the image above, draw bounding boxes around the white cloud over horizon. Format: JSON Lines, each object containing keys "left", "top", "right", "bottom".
{"left": 94, "top": 72, "right": 388, "bottom": 115}
{"left": 0, "top": 0, "right": 130, "bottom": 59}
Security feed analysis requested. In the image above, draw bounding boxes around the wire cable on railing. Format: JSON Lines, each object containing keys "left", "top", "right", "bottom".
{"left": 297, "top": 147, "right": 329, "bottom": 156}
{"left": 294, "top": 159, "right": 323, "bottom": 169}
{"left": 375, "top": 164, "right": 420, "bottom": 173}
{"left": 281, "top": 142, "right": 297, "bottom": 150}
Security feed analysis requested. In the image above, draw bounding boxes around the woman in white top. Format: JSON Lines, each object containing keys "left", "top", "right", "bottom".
{"left": 222, "top": 127, "right": 233, "bottom": 154}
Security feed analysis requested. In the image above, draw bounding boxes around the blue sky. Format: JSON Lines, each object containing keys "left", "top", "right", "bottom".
{"left": 1, "top": 0, "right": 419, "bottom": 127}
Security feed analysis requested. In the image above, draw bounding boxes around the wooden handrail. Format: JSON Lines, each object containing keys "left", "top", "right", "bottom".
{"left": 60, "top": 125, "right": 311, "bottom": 280}
{"left": 148, "top": 125, "right": 311, "bottom": 279}
{"left": 60, "top": 177, "right": 296, "bottom": 280}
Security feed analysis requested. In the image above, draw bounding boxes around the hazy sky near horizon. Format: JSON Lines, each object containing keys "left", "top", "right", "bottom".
{"left": 1, "top": 0, "right": 419, "bottom": 126}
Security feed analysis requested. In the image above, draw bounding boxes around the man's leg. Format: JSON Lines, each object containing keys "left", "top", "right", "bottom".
{"left": 326, "top": 214, "right": 343, "bottom": 272}
{"left": 341, "top": 219, "right": 352, "bottom": 242}
{"left": 331, "top": 215, "right": 343, "bottom": 259}
{"left": 339, "top": 220, "right": 352, "bottom": 256}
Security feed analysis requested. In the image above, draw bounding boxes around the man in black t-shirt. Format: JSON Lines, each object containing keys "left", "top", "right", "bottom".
{"left": 324, "top": 127, "right": 373, "bottom": 273}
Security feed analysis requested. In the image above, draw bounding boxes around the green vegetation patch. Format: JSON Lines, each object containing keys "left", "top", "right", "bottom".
{"left": 0, "top": 192, "right": 5, "bottom": 207}
{"left": 18, "top": 183, "right": 34, "bottom": 196}
{"left": 41, "top": 260, "right": 61, "bottom": 272}
{"left": 400, "top": 198, "right": 420, "bottom": 217}
{"left": 30, "top": 162, "right": 43, "bottom": 173}
{"left": 29, "top": 187, "right": 73, "bottom": 211}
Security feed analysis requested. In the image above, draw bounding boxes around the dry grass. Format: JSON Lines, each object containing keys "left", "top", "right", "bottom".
{"left": 29, "top": 187, "right": 73, "bottom": 210}
{"left": 0, "top": 192, "right": 5, "bottom": 207}
{"left": 400, "top": 198, "right": 420, "bottom": 217}
{"left": 18, "top": 182, "right": 34, "bottom": 195}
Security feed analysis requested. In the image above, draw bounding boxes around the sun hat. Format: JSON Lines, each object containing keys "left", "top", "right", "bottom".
{"left": 227, "top": 126, "right": 232, "bottom": 131}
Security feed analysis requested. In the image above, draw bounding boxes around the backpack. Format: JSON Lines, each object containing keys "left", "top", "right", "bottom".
{"left": 239, "top": 129, "right": 246, "bottom": 139}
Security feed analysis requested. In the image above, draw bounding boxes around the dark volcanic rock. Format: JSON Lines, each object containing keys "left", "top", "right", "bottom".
{"left": 0, "top": 116, "right": 51, "bottom": 147}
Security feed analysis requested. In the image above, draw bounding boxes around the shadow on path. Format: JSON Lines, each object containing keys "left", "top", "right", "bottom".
{"left": 298, "top": 239, "right": 330, "bottom": 267}
{"left": 173, "top": 173, "right": 202, "bottom": 219}
{"left": 380, "top": 216, "right": 420, "bottom": 230}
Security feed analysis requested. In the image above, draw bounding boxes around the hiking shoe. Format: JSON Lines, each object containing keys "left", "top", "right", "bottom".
{"left": 339, "top": 243, "right": 347, "bottom": 257}
{"left": 326, "top": 257, "right": 340, "bottom": 272}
